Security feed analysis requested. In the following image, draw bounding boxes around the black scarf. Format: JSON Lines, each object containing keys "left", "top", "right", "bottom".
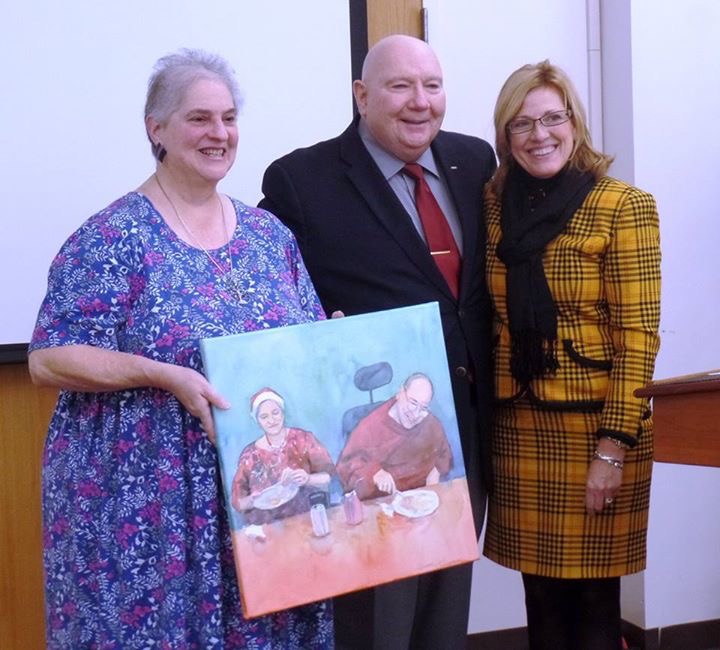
{"left": 496, "top": 165, "right": 596, "bottom": 385}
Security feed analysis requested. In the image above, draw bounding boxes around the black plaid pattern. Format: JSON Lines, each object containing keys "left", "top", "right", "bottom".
{"left": 483, "top": 177, "right": 661, "bottom": 577}
{"left": 484, "top": 403, "right": 654, "bottom": 577}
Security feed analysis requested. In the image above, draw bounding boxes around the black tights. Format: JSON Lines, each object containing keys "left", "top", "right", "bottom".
{"left": 522, "top": 574, "right": 622, "bottom": 650}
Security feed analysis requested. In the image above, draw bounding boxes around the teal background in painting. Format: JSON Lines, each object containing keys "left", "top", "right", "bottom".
{"left": 201, "top": 302, "right": 465, "bottom": 530}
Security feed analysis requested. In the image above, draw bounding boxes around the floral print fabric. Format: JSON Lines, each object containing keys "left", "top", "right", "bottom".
{"left": 29, "top": 193, "right": 333, "bottom": 649}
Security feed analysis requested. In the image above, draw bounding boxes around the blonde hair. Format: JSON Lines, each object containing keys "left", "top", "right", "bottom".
{"left": 490, "top": 60, "right": 613, "bottom": 195}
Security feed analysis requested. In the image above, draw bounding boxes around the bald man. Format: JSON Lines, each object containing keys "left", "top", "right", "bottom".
{"left": 336, "top": 373, "right": 453, "bottom": 501}
{"left": 260, "top": 35, "right": 496, "bottom": 650}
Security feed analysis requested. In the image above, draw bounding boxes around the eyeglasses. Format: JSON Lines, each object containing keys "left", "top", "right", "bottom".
{"left": 402, "top": 388, "right": 430, "bottom": 415}
{"left": 506, "top": 109, "right": 572, "bottom": 135}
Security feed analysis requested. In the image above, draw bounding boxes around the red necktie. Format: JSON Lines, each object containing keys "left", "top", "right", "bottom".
{"left": 403, "top": 163, "right": 461, "bottom": 298}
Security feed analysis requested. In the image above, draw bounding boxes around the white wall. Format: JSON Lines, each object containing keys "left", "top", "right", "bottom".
{"left": 425, "top": 0, "right": 590, "bottom": 144}
{"left": 0, "top": 0, "right": 352, "bottom": 345}
{"left": 429, "top": 0, "right": 720, "bottom": 635}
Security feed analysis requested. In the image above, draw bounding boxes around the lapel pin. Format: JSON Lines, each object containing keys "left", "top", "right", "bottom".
{"left": 450, "top": 165, "right": 458, "bottom": 170}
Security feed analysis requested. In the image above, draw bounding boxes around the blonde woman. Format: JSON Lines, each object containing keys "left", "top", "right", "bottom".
{"left": 483, "top": 60, "right": 661, "bottom": 650}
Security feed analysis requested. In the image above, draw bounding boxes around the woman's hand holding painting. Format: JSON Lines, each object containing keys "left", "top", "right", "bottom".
{"left": 157, "top": 364, "right": 230, "bottom": 443}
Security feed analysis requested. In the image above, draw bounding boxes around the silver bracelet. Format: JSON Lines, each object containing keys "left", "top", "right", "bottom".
{"left": 602, "top": 436, "right": 631, "bottom": 450}
{"left": 593, "top": 450, "right": 624, "bottom": 470}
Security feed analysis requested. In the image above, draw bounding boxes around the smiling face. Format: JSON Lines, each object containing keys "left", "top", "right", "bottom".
{"left": 509, "top": 85, "right": 575, "bottom": 179}
{"left": 256, "top": 399, "right": 285, "bottom": 437}
{"left": 147, "top": 77, "right": 238, "bottom": 185}
{"left": 353, "top": 35, "right": 445, "bottom": 162}
{"left": 394, "top": 376, "right": 433, "bottom": 430}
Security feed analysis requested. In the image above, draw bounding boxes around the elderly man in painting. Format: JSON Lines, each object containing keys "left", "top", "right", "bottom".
{"left": 336, "top": 373, "right": 453, "bottom": 500}
{"left": 231, "top": 387, "right": 335, "bottom": 524}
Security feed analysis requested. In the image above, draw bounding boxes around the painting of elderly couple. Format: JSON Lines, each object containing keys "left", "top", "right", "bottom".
{"left": 200, "top": 303, "right": 478, "bottom": 618}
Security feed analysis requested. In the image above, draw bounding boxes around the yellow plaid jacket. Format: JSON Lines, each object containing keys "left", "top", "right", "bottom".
{"left": 485, "top": 176, "right": 661, "bottom": 445}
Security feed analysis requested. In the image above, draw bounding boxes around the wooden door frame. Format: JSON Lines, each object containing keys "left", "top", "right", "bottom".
{"left": 349, "top": 0, "right": 423, "bottom": 82}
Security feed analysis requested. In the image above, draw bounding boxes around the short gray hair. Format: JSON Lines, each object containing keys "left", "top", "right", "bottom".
{"left": 403, "top": 372, "right": 434, "bottom": 395}
{"left": 144, "top": 48, "right": 243, "bottom": 152}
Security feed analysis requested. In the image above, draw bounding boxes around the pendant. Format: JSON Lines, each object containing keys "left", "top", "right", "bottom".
{"left": 225, "top": 274, "right": 246, "bottom": 304}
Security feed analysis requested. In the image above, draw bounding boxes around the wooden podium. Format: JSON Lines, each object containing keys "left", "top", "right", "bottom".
{"left": 635, "top": 369, "right": 720, "bottom": 467}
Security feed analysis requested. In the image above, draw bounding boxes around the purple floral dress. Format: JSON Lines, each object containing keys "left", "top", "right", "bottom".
{"left": 29, "top": 193, "right": 334, "bottom": 649}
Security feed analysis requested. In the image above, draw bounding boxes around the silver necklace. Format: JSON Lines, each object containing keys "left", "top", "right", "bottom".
{"left": 263, "top": 430, "right": 288, "bottom": 471}
{"left": 154, "top": 173, "right": 244, "bottom": 303}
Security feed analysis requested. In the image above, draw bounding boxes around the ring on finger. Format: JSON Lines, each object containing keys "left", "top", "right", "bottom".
{"left": 604, "top": 497, "right": 614, "bottom": 505}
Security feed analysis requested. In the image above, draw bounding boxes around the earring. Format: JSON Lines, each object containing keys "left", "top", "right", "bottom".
{"left": 152, "top": 141, "right": 167, "bottom": 163}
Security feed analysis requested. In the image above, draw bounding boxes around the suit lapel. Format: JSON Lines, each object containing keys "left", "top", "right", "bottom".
{"left": 338, "top": 124, "right": 456, "bottom": 300}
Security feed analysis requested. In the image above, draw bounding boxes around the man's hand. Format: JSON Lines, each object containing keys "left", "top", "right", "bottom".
{"left": 425, "top": 466, "right": 440, "bottom": 485}
{"left": 373, "top": 468, "right": 397, "bottom": 494}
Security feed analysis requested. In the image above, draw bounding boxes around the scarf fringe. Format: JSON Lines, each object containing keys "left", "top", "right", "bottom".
{"left": 510, "top": 332, "right": 559, "bottom": 385}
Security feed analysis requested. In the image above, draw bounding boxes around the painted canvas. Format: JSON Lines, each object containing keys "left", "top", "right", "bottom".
{"left": 200, "top": 302, "right": 479, "bottom": 618}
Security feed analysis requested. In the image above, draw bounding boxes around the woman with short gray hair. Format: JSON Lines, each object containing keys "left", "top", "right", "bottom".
{"left": 29, "top": 48, "right": 332, "bottom": 648}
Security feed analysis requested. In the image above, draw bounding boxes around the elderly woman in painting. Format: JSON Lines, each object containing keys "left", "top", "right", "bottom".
{"left": 231, "top": 387, "right": 335, "bottom": 524}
